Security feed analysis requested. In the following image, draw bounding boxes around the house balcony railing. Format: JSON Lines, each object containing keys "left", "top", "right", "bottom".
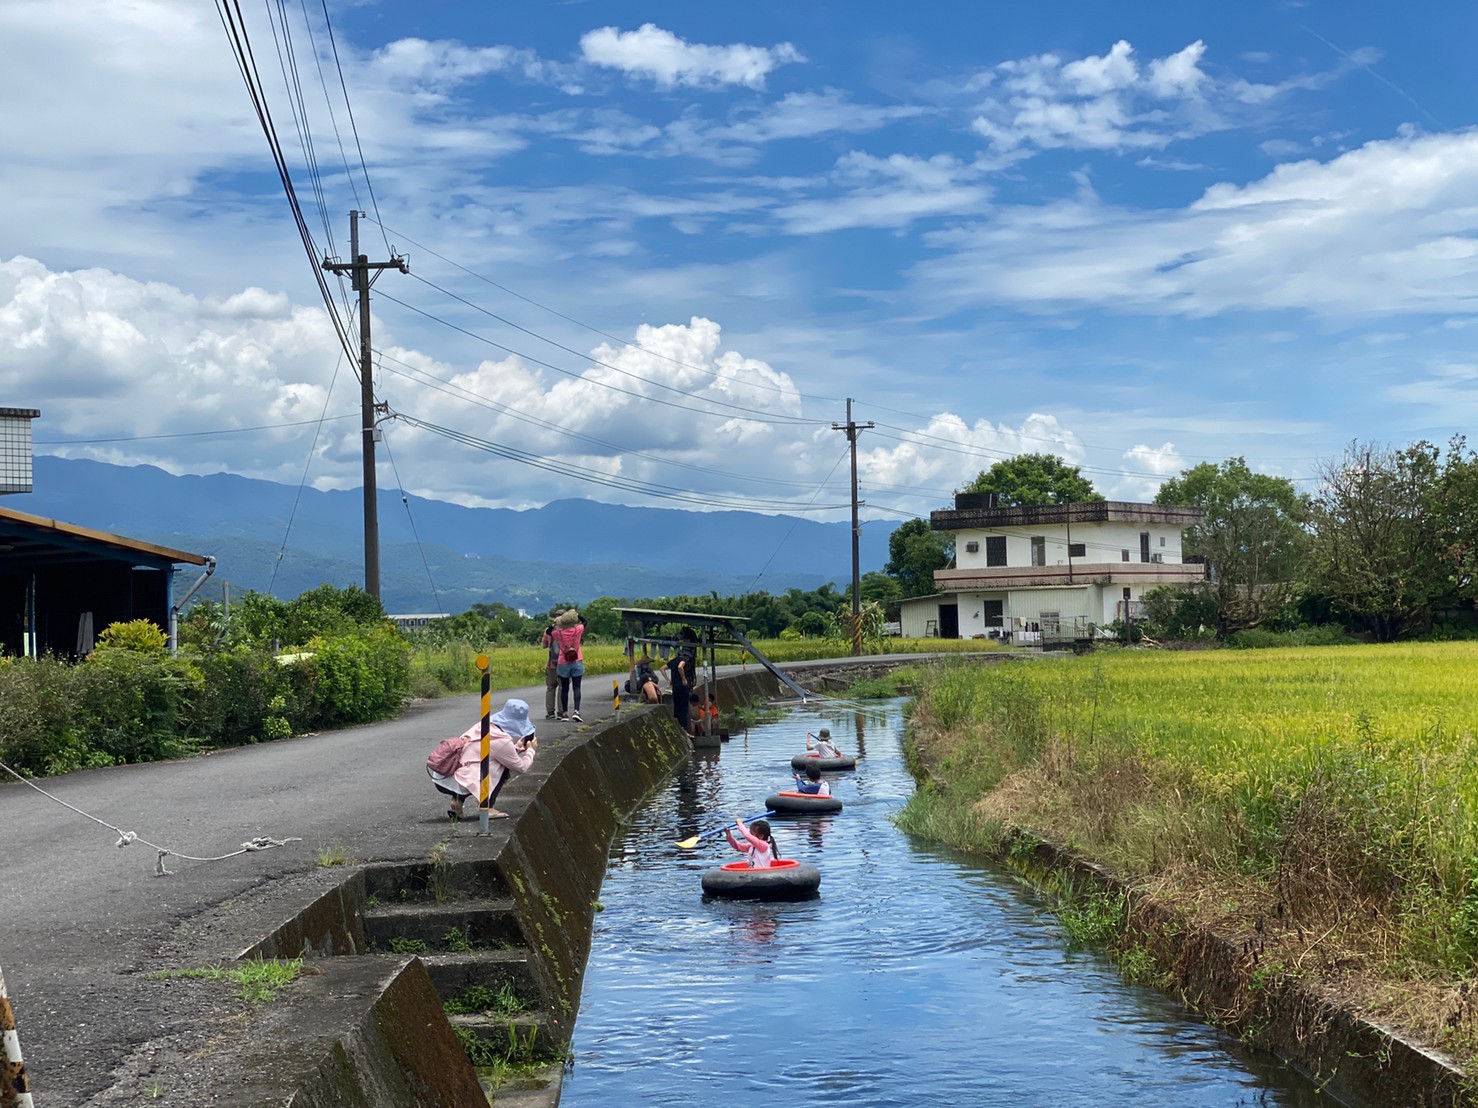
{"left": 934, "top": 561, "right": 1206, "bottom": 593}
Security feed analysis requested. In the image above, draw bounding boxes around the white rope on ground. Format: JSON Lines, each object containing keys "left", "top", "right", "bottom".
{"left": 0, "top": 760, "right": 301, "bottom": 877}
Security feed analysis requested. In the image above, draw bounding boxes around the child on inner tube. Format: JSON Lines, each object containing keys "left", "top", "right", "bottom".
{"left": 806, "top": 727, "right": 842, "bottom": 759}
{"left": 793, "top": 763, "right": 831, "bottom": 796}
{"left": 724, "top": 817, "right": 780, "bottom": 868}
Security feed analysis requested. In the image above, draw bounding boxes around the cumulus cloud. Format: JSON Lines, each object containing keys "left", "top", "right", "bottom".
{"left": 967, "top": 37, "right": 1353, "bottom": 155}
{"left": 580, "top": 24, "right": 803, "bottom": 90}
{"left": 858, "top": 412, "right": 1087, "bottom": 499}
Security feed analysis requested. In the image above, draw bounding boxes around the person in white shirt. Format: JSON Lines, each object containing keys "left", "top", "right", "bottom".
{"left": 805, "top": 727, "right": 842, "bottom": 759}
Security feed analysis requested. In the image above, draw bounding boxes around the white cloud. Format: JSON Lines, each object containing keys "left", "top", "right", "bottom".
{"left": 967, "top": 37, "right": 1354, "bottom": 155}
{"left": 971, "top": 39, "right": 1214, "bottom": 152}
{"left": 777, "top": 152, "right": 992, "bottom": 233}
{"left": 580, "top": 24, "right": 803, "bottom": 90}
{"left": 1120, "top": 442, "right": 1184, "bottom": 499}
{"left": 916, "top": 130, "right": 1478, "bottom": 318}
{"left": 859, "top": 412, "right": 1086, "bottom": 497}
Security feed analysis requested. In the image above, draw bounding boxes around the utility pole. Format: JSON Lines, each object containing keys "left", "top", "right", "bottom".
{"left": 322, "top": 211, "right": 407, "bottom": 602}
{"left": 832, "top": 398, "right": 874, "bottom": 656}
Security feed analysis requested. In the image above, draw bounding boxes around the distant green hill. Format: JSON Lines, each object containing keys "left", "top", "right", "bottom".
{"left": 23, "top": 457, "right": 897, "bottom": 611}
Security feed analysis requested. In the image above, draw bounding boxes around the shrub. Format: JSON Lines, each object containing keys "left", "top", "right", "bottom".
{"left": 95, "top": 619, "right": 170, "bottom": 654}
{"left": 0, "top": 657, "right": 97, "bottom": 776}
{"left": 182, "top": 644, "right": 291, "bottom": 746}
{"left": 299, "top": 626, "right": 410, "bottom": 727}
{"left": 74, "top": 647, "right": 202, "bottom": 763}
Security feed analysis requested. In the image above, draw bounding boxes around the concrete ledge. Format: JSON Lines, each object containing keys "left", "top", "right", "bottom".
{"left": 205, "top": 956, "right": 486, "bottom": 1107}
{"left": 1009, "top": 831, "right": 1471, "bottom": 1107}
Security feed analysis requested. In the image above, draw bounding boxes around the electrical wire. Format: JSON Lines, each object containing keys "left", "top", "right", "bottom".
{"left": 269, "top": 346, "right": 347, "bottom": 596}
{"left": 403, "top": 273, "right": 829, "bottom": 427}
{"left": 380, "top": 421, "right": 443, "bottom": 614}
{"left": 391, "top": 410, "right": 850, "bottom": 514}
{"left": 34, "top": 414, "right": 357, "bottom": 446}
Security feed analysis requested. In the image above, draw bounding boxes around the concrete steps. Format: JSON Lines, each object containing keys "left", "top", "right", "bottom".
{"left": 363, "top": 896, "right": 526, "bottom": 952}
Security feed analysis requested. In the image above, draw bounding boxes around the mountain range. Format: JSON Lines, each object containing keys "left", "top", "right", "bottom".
{"left": 14, "top": 457, "right": 899, "bottom": 614}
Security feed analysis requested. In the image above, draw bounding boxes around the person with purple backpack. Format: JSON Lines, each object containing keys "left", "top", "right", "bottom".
{"left": 425, "top": 698, "right": 538, "bottom": 821}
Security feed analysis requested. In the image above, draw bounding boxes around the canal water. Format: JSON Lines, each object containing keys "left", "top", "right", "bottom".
{"left": 559, "top": 699, "right": 1334, "bottom": 1107}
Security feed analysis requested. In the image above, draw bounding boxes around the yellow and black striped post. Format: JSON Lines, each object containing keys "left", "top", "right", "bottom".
{"left": 476, "top": 653, "right": 492, "bottom": 833}
{"left": 613, "top": 679, "right": 620, "bottom": 716}
{"left": 0, "top": 963, "right": 34, "bottom": 1108}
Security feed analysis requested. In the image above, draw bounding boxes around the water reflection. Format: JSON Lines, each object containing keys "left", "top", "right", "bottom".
{"left": 565, "top": 699, "right": 1331, "bottom": 1108}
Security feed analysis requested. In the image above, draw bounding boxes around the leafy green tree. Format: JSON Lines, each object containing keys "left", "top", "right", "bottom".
{"left": 884, "top": 518, "right": 953, "bottom": 598}
{"left": 1304, "top": 441, "right": 1441, "bottom": 641}
{"left": 1418, "top": 434, "right": 1478, "bottom": 610}
{"left": 860, "top": 570, "right": 903, "bottom": 612}
{"left": 963, "top": 453, "right": 1102, "bottom": 506}
{"left": 1155, "top": 457, "right": 1308, "bottom": 637}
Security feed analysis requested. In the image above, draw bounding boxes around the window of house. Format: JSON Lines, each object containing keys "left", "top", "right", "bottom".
{"left": 985, "top": 536, "right": 1007, "bottom": 566}
{"left": 1122, "top": 549, "right": 1130, "bottom": 562}
{"left": 1040, "top": 610, "right": 1060, "bottom": 633}
{"left": 1030, "top": 536, "right": 1046, "bottom": 566}
{"left": 983, "top": 599, "right": 1004, "bottom": 627}
{"left": 1068, "top": 542, "right": 1086, "bottom": 558}
{"left": 1159, "top": 536, "right": 1166, "bottom": 547}
{"left": 1140, "top": 531, "right": 1151, "bottom": 563}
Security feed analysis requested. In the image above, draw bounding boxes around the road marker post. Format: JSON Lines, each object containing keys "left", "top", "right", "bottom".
{"left": 476, "top": 654, "right": 491, "bottom": 834}
{"left": 0, "top": 963, "right": 34, "bottom": 1108}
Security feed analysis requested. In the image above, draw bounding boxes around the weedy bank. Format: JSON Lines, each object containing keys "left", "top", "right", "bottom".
{"left": 900, "top": 643, "right": 1478, "bottom": 1064}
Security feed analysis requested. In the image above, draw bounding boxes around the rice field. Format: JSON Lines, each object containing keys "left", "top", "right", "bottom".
{"left": 908, "top": 642, "right": 1478, "bottom": 981}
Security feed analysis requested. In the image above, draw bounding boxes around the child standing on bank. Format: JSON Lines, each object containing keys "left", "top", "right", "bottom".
{"left": 723, "top": 817, "right": 780, "bottom": 868}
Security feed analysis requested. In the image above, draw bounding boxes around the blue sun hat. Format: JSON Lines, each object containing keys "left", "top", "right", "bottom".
{"left": 492, "top": 698, "right": 536, "bottom": 739}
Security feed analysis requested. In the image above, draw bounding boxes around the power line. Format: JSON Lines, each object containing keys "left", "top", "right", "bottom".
{"left": 35, "top": 414, "right": 357, "bottom": 446}
{"left": 391, "top": 410, "right": 851, "bottom": 514}
{"left": 374, "top": 288, "right": 823, "bottom": 427}
{"left": 403, "top": 272, "right": 830, "bottom": 427}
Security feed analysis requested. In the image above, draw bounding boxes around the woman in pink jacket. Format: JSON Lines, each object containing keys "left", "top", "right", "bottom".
{"left": 428, "top": 698, "right": 538, "bottom": 820}
{"left": 550, "top": 608, "right": 586, "bottom": 722}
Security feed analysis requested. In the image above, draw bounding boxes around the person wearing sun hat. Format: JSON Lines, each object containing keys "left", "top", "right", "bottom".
{"left": 805, "top": 727, "right": 841, "bottom": 759}
{"left": 429, "top": 697, "right": 539, "bottom": 821}
{"left": 550, "top": 608, "right": 586, "bottom": 721}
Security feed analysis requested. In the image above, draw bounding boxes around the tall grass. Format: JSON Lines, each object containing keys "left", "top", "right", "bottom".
{"left": 905, "top": 644, "right": 1478, "bottom": 979}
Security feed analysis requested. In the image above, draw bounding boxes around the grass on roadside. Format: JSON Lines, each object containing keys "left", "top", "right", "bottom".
{"left": 149, "top": 956, "right": 303, "bottom": 1003}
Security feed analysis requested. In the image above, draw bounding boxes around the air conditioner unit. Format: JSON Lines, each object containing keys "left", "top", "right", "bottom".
{"left": 1150, "top": 553, "right": 1163, "bottom": 563}
{"left": 965, "top": 541, "right": 979, "bottom": 553}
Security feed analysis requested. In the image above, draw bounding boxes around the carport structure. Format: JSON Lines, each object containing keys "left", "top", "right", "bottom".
{"left": 0, "top": 504, "right": 214, "bottom": 658}
{"left": 617, "top": 607, "right": 811, "bottom": 708}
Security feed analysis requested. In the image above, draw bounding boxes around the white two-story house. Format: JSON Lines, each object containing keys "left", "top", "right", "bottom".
{"left": 899, "top": 493, "right": 1206, "bottom": 642}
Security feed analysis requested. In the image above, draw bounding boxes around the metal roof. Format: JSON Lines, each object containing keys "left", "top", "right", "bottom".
{"left": 0, "top": 505, "right": 209, "bottom": 571}
{"left": 617, "top": 607, "right": 748, "bottom": 627}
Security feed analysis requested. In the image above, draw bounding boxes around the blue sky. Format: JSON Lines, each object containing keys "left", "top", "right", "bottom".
{"left": 2, "top": 0, "right": 1476, "bottom": 525}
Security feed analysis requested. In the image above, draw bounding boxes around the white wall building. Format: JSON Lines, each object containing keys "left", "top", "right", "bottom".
{"left": 900, "top": 495, "right": 1205, "bottom": 643}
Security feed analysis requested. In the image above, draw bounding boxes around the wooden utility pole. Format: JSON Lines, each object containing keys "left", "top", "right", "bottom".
{"left": 322, "top": 211, "right": 407, "bottom": 601}
{"left": 833, "top": 398, "right": 874, "bottom": 656}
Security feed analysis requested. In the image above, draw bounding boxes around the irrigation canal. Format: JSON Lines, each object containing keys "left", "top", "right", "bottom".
{"left": 558, "top": 697, "right": 1336, "bottom": 1107}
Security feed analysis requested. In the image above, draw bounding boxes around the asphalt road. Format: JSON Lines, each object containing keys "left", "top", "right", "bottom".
{"left": 0, "top": 673, "right": 630, "bottom": 1105}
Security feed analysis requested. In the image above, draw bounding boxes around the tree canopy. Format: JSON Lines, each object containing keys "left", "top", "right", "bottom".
{"left": 964, "top": 453, "right": 1102, "bottom": 506}
{"left": 1155, "top": 457, "right": 1307, "bottom": 637}
{"left": 883, "top": 518, "right": 953, "bottom": 598}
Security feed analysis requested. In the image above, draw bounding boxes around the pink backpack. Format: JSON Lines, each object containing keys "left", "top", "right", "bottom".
{"left": 427, "top": 734, "right": 467, "bottom": 776}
